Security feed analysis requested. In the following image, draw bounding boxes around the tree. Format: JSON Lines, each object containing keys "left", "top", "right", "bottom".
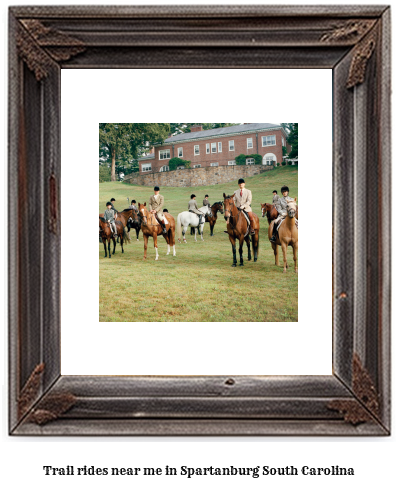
{"left": 99, "top": 123, "right": 170, "bottom": 181}
{"left": 287, "top": 123, "right": 298, "bottom": 159}
{"left": 172, "top": 123, "right": 238, "bottom": 133}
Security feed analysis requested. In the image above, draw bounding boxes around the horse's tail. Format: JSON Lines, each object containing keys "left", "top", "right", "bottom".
{"left": 123, "top": 227, "right": 131, "bottom": 243}
{"left": 176, "top": 213, "right": 182, "bottom": 240}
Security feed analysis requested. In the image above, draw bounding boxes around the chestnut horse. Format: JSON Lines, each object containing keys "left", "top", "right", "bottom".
{"left": 190, "top": 202, "right": 223, "bottom": 237}
{"left": 223, "top": 193, "right": 260, "bottom": 267}
{"left": 261, "top": 202, "right": 298, "bottom": 224}
{"left": 268, "top": 200, "right": 298, "bottom": 273}
{"left": 138, "top": 203, "right": 176, "bottom": 260}
{"left": 99, "top": 218, "right": 127, "bottom": 258}
{"left": 99, "top": 208, "right": 133, "bottom": 243}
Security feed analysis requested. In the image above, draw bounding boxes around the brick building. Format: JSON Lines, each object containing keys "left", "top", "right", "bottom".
{"left": 138, "top": 123, "right": 290, "bottom": 174}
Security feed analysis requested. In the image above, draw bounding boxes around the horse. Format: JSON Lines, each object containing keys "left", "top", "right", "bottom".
{"left": 268, "top": 200, "right": 298, "bottom": 273}
{"left": 261, "top": 202, "right": 298, "bottom": 224}
{"left": 223, "top": 193, "right": 260, "bottom": 267}
{"left": 177, "top": 206, "right": 213, "bottom": 243}
{"left": 127, "top": 209, "right": 142, "bottom": 241}
{"left": 261, "top": 203, "right": 278, "bottom": 224}
{"left": 99, "top": 217, "right": 128, "bottom": 258}
{"left": 138, "top": 203, "right": 176, "bottom": 260}
{"left": 190, "top": 202, "right": 224, "bottom": 237}
{"left": 99, "top": 209, "right": 133, "bottom": 243}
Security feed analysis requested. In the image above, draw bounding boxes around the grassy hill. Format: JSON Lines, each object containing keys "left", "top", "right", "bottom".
{"left": 99, "top": 165, "right": 298, "bottom": 322}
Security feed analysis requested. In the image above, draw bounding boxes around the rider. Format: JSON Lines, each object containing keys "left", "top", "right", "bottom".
{"left": 188, "top": 194, "right": 205, "bottom": 226}
{"left": 110, "top": 198, "right": 118, "bottom": 213}
{"left": 234, "top": 178, "right": 256, "bottom": 235}
{"left": 149, "top": 186, "right": 167, "bottom": 235}
{"left": 104, "top": 201, "right": 118, "bottom": 238}
{"left": 272, "top": 190, "right": 280, "bottom": 204}
{"left": 203, "top": 194, "right": 210, "bottom": 208}
{"left": 269, "top": 185, "right": 295, "bottom": 243}
{"left": 129, "top": 200, "right": 138, "bottom": 211}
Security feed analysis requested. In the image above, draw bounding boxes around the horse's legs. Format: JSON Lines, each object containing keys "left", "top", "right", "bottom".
{"left": 136, "top": 226, "right": 140, "bottom": 241}
{"left": 293, "top": 243, "right": 298, "bottom": 273}
{"left": 210, "top": 220, "right": 214, "bottom": 237}
{"left": 121, "top": 233, "right": 124, "bottom": 253}
{"left": 245, "top": 235, "right": 251, "bottom": 261}
{"left": 253, "top": 231, "right": 259, "bottom": 262}
{"left": 108, "top": 238, "right": 111, "bottom": 258}
{"left": 143, "top": 234, "right": 148, "bottom": 260}
{"left": 229, "top": 235, "right": 237, "bottom": 267}
{"left": 238, "top": 237, "right": 244, "bottom": 266}
{"left": 200, "top": 224, "right": 204, "bottom": 241}
{"left": 102, "top": 238, "right": 107, "bottom": 257}
{"left": 281, "top": 241, "right": 288, "bottom": 273}
{"left": 182, "top": 225, "right": 188, "bottom": 243}
{"left": 112, "top": 237, "right": 116, "bottom": 255}
{"left": 154, "top": 234, "right": 159, "bottom": 261}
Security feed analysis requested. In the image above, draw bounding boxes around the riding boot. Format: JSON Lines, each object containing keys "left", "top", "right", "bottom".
{"left": 159, "top": 219, "right": 167, "bottom": 235}
{"left": 112, "top": 223, "right": 117, "bottom": 238}
{"left": 270, "top": 222, "right": 278, "bottom": 242}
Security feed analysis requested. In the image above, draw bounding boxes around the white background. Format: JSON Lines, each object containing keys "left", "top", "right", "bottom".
{"left": 1, "top": 1, "right": 398, "bottom": 491}
{"left": 61, "top": 68, "right": 332, "bottom": 376}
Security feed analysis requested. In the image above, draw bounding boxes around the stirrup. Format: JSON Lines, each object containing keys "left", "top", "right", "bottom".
{"left": 270, "top": 235, "right": 276, "bottom": 242}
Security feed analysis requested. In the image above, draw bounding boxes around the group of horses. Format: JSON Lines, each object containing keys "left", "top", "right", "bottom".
{"left": 99, "top": 196, "right": 298, "bottom": 272}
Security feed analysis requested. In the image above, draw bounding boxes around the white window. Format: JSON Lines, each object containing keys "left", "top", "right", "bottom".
{"left": 263, "top": 152, "right": 277, "bottom": 166}
{"left": 210, "top": 162, "right": 219, "bottom": 167}
{"left": 178, "top": 147, "right": 183, "bottom": 157}
{"left": 228, "top": 160, "right": 236, "bottom": 166}
{"left": 262, "top": 135, "right": 276, "bottom": 146}
{"left": 211, "top": 142, "right": 217, "bottom": 153}
{"left": 177, "top": 166, "right": 186, "bottom": 170}
{"left": 229, "top": 140, "right": 235, "bottom": 151}
{"left": 282, "top": 137, "right": 285, "bottom": 146}
{"left": 193, "top": 164, "right": 201, "bottom": 168}
{"left": 159, "top": 165, "right": 169, "bottom": 172}
{"left": 159, "top": 149, "right": 171, "bottom": 160}
{"left": 206, "top": 143, "right": 210, "bottom": 154}
{"left": 194, "top": 145, "right": 200, "bottom": 155}
{"left": 247, "top": 138, "right": 253, "bottom": 149}
{"left": 218, "top": 142, "right": 222, "bottom": 152}
{"left": 246, "top": 158, "right": 255, "bottom": 165}
{"left": 142, "top": 163, "right": 152, "bottom": 172}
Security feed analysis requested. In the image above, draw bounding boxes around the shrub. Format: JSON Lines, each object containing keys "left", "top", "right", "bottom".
{"left": 168, "top": 157, "right": 191, "bottom": 171}
{"left": 235, "top": 154, "right": 247, "bottom": 166}
{"left": 282, "top": 161, "right": 287, "bottom": 166}
{"left": 247, "top": 154, "right": 262, "bottom": 165}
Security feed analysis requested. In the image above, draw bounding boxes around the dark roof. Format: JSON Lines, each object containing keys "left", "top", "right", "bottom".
{"left": 164, "top": 123, "right": 280, "bottom": 143}
{"left": 138, "top": 153, "right": 155, "bottom": 161}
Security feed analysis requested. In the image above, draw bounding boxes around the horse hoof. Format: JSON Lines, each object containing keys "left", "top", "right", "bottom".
{"left": 239, "top": 264, "right": 244, "bottom": 267}
{"left": 232, "top": 264, "right": 237, "bottom": 267}
{"left": 254, "top": 258, "right": 257, "bottom": 263}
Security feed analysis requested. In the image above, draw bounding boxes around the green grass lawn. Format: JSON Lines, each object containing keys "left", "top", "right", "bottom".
{"left": 99, "top": 165, "right": 298, "bottom": 322}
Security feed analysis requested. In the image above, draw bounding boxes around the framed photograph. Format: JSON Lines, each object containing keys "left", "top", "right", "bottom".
{"left": 9, "top": 5, "right": 390, "bottom": 435}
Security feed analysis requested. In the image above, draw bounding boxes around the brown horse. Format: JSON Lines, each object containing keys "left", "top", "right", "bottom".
{"left": 206, "top": 202, "right": 224, "bottom": 236}
{"left": 127, "top": 209, "right": 142, "bottom": 241}
{"left": 99, "top": 209, "right": 133, "bottom": 243}
{"left": 261, "top": 202, "right": 298, "bottom": 224}
{"left": 268, "top": 200, "right": 298, "bottom": 273}
{"left": 99, "top": 218, "right": 128, "bottom": 258}
{"left": 223, "top": 193, "right": 260, "bottom": 267}
{"left": 261, "top": 203, "right": 278, "bottom": 224}
{"left": 138, "top": 203, "right": 176, "bottom": 260}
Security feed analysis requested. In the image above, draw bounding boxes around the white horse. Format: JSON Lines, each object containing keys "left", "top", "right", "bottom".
{"left": 177, "top": 206, "right": 213, "bottom": 243}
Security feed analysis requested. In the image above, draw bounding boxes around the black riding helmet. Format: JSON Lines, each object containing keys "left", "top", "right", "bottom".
{"left": 238, "top": 178, "right": 245, "bottom": 184}
{"left": 191, "top": 194, "right": 196, "bottom": 199}
{"left": 154, "top": 186, "right": 160, "bottom": 191}
{"left": 106, "top": 201, "right": 112, "bottom": 206}
{"left": 281, "top": 186, "right": 289, "bottom": 193}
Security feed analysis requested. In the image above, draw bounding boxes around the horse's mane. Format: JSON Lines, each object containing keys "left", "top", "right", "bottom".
{"left": 121, "top": 208, "right": 132, "bottom": 212}
{"left": 212, "top": 201, "right": 223, "bottom": 206}
{"left": 99, "top": 217, "right": 106, "bottom": 223}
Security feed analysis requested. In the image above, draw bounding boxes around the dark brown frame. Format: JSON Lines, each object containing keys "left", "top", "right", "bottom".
{"left": 9, "top": 5, "right": 391, "bottom": 436}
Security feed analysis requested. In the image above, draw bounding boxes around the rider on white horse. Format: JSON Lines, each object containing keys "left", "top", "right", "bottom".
{"left": 188, "top": 194, "right": 205, "bottom": 226}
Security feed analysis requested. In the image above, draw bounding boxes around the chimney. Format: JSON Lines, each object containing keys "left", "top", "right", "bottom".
{"left": 191, "top": 124, "right": 203, "bottom": 133}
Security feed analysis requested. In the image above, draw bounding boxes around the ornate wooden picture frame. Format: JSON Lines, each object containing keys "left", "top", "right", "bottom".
{"left": 8, "top": 5, "right": 391, "bottom": 436}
